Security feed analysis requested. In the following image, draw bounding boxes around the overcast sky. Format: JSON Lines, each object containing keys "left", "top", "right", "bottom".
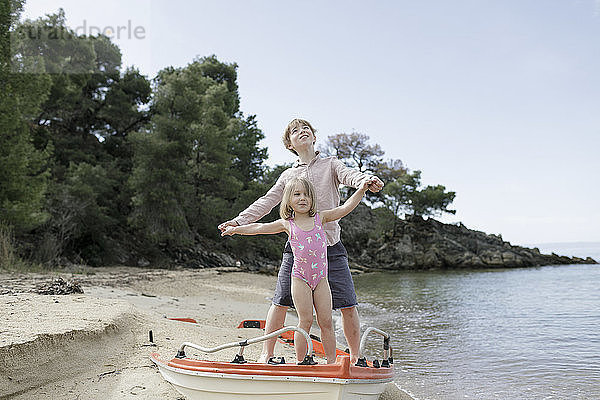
{"left": 22, "top": 0, "right": 600, "bottom": 246}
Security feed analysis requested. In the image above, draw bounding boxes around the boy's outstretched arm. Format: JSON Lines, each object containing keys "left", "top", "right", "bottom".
{"left": 332, "top": 158, "right": 384, "bottom": 193}
{"left": 321, "top": 178, "right": 371, "bottom": 223}
{"left": 221, "top": 219, "right": 288, "bottom": 236}
{"left": 218, "top": 172, "right": 288, "bottom": 232}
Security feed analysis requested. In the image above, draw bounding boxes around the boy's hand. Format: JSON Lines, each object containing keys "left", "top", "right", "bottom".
{"left": 221, "top": 226, "right": 237, "bottom": 236}
{"left": 218, "top": 220, "right": 238, "bottom": 232}
{"left": 366, "top": 175, "right": 384, "bottom": 193}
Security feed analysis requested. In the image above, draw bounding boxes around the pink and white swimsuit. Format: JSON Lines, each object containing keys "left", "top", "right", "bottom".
{"left": 289, "top": 213, "right": 328, "bottom": 290}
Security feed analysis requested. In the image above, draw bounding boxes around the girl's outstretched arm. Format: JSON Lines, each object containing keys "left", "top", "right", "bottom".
{"left": 321, "top": 178, "right": 372, "bottom": 223}
{"left": 218, "top": 170, "right": 289, "bottom": 232}
{"left": 221, "top": 219, "right": 288, "bottom": 236}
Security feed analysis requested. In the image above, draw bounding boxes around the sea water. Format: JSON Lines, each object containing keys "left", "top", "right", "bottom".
{"left": 351, "top": 243, "right": 600, "bottom": 400}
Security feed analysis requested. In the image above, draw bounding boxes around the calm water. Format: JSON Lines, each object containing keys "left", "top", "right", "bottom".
{"left": 352, "top": 263, "right": 600, "bottom": 400}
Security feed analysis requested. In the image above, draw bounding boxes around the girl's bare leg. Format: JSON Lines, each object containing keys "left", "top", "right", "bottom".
{"left": 291, "top": 277, "right": 314, "bottom": 363}
{"left": 313, "top": 278, "right": 337, "bottom": 363}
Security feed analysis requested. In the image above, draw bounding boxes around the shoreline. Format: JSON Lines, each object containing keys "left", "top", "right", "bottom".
{"left": 0, "top": 266, "right": 413, "bottom": 399}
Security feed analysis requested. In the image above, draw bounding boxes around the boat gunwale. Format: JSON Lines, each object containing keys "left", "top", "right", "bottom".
{"left": 151, "top": 353, "right": 394, "bottom": 384}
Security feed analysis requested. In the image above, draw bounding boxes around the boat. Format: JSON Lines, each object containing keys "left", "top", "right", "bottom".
{"left": 151, "top": 325, "right": 394, "bottom": 399}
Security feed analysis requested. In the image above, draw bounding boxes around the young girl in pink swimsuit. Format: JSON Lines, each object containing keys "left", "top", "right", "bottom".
{"left": 222, "top": 176, "right": 370, "bottom": 364}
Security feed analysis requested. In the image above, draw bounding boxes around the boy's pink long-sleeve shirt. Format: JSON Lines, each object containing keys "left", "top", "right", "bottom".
{"left": 233, "top": 153, "right": 368, "bottom": 246}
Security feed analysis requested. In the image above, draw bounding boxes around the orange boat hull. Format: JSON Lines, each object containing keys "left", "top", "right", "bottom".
{"left": 151, "top": 353, "right": 394, "bottom": 400}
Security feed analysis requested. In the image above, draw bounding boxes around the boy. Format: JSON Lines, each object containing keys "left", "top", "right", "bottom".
{"left": 218, "top": 118, "right": 384, "bottom": 363}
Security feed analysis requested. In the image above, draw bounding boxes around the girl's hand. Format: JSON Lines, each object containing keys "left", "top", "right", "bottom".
{"left": 359, "top": 178, "right": 371, "bottom": 193}
{"left": 218, "top": 220, "right": 238, "bottom": 232}
{"left": 221, "top": 226, "right": 237, "bottom": 236}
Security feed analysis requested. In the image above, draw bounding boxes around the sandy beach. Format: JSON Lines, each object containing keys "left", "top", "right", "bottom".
{"left": 0, "top": 266, "right": 412, "bottom": 399}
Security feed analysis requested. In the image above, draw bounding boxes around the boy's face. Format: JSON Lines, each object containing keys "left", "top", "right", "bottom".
{"left": 288, "top": 122, "right": 315, "bottom": 152}
{"left": 290, "top": 183, "right": 312, "bottom": 214}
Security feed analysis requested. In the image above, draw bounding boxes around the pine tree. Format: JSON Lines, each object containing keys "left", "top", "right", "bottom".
{"left": 0, "top": 0, "right": 51, "bottom": 232}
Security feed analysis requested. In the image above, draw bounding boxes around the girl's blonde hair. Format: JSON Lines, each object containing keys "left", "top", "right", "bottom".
{"left": 279, "top": 177, "right": 317, "bottom": 220}
{"left": 282, "top": 118, "right": 317, "bottom": 155}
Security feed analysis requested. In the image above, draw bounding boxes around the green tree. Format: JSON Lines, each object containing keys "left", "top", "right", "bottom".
{"left": 38, "top": 162, "right": 122, "bottom": 265}
{"left": 229, "top": 114, "right": 268, "bottom": 186}
{"left": 382, "top": 170, "right": 456, "bottom": 226}
{"left": 320, "top": 132, "right": 384, "bottom": 173}
{"left": 130, "top": 56, "right": 262, "bottom": 245}
{"left": 320, "top": 132, "right": 388, "bottom": 202}
{"left": 0, "top": 0, "right": 51, "bottom": 232}
{"left": 16, "top": 11, "right": 151, "bottom": 176}
{"left": 8, "top": 9, "right": 152, "bottom": 263}
{"left": 382, "top": 170, "right": 419, "bottom": 218}
{"left": 374, "top": 159, "right": 406, "bottom": 182}
{"left": 410, "top": 184, "right": 456, "bottom": 218}
{"left": 129, "top": 130, "right": 193, "bottom": 246}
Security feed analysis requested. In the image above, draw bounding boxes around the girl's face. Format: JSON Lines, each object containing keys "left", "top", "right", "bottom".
{"left": 288, "top": 123, "right": 315, "bottom": 152}
{"left": 289, "top": 183, "right": 312, "bottom": 214}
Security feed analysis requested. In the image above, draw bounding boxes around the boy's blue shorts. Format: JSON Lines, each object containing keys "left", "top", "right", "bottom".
{"left": 272, "top": 241, "right": 358, "bottom": 310}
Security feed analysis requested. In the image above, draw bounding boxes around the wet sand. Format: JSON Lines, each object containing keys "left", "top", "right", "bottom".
{"left": 0, "top": 266, "right": 413, "bottom": 399}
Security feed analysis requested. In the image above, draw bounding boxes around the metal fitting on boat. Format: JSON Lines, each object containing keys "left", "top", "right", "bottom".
{"left": 231, "top": 354, "right": 247, "bottom": 364}
{"left": 355, "top": 357, "right": 368, "bottom": 367}
{"left": 298, "top": 355, "right": 317, "bottom": 365}
{"left": 267, "top": 356, "right": 286, "bottom": 365}
{"left": 358, "top": 327, "right": 393, "bottom": 368}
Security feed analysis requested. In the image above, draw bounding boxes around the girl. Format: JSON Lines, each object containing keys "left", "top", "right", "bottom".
{"left": 222, "top": 176, "right": 371, "bottom": 364}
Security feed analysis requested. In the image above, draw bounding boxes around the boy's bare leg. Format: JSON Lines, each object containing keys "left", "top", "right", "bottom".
{"left": 340, "top": 306, "right": 360, "bottom": 363}
{"left": 257, "top": 304, "right": 287, "bottom": 363}
{"left": 313, "top": 279, "right": 336, "bottom": 363}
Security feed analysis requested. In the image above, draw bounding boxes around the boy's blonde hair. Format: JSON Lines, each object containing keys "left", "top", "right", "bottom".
{"left": 279, "top": 177, "right": 317, "bottom": 220}
{"left": 282, "top": 118, "right": 317, "bottom": 155}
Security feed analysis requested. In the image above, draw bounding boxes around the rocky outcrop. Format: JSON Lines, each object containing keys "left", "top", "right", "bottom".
{"left": 340, "top": 205, "right": 597, "bottom": 270}
{"left": 111, "top": 204, "right": 596, "bottom": 273}
{"left": 163, "top": 238, "right": 282, "bottom": 274}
